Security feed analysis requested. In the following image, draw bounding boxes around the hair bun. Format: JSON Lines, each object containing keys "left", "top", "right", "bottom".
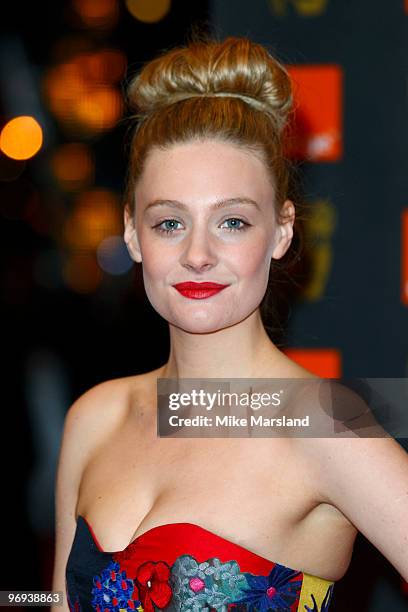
{"left": 127, "top": 36, "right": 293, "bottom": 132}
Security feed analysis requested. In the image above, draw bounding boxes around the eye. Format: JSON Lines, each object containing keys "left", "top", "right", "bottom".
{"left": 220, "top": 218, "right": 250, "bottom": 232}
{"left": 152, "top": 216, "right": 251, "bottom": 236}
{"left": 153, "top": 219, "right": 183, "bottom": 235}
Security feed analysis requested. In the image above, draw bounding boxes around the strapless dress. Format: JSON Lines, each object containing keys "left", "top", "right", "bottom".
{"left": 65, "top": 516, "right": 335, "bottom": 612}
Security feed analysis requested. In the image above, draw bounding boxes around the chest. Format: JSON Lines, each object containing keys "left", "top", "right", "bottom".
{"left": 76, "top": 414, "right": 318, "bottom": 553}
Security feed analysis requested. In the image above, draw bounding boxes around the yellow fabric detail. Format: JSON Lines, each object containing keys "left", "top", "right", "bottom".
{"left": 298, "top": 573, "right": 334, "bottom": 610}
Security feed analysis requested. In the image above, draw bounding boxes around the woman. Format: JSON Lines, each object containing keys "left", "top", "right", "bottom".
{"left": 52, "top": 36, "right": 408, "bottom": 611}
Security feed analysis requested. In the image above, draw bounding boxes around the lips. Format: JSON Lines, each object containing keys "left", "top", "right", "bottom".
{"left": 172, "top": 281, "right": 229, "bottom": 299}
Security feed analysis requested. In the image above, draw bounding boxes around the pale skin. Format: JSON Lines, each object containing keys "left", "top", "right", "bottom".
{"left": 52, "top": 139, "right": 408, "bottom": 609}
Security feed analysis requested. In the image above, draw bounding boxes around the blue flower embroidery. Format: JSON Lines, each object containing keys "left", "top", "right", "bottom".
{"left": 233, "top": 563, "right": 302, "bottom": 611}
{"left": 91, "top": 559, "right": 143, "bottom": 611}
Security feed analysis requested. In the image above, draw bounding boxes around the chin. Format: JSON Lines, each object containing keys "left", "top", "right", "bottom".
{"left": 173, "top": 322, "right": 229, "bottom": 334}
{"left": 169, "top": 311, "right": 247, "bottom": 334}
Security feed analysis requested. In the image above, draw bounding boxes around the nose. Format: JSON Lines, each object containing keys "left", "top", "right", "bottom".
{"left": 180, "top": 226, "right": 218, "bottom": 273}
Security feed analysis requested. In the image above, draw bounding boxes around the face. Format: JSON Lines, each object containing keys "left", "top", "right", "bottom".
{"left": 124, "top": 139, "right": 294, "bottom": 334}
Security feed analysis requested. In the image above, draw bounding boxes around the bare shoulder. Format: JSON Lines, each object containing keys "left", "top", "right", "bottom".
{"left": 51, "top": 370, "right": 157, "bottom": 608}
{"left": 288, "top": 381, "right": 408, "bottom": 579}
{"left": 65, "top": 365, "right": 165, "bottom": 463}
{"left": 307, "top": 435, "right": 408, "bottom": 578}
{"left": 58, "top": 366, "right": 163, "bottom": 504}
{"left": 64, "top": 375, "right": 134, "bottom": 453}
{"left": 65, "top": 367, "right": 163, "bottom": 439}
{"left": 285, "top": 375, "right": 395, "bottom": 484}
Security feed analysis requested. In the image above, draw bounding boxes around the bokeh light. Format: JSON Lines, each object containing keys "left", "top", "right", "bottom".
{"left": 51, "top": 143, "right": 94, "bottom": 190}
{"left": 0, "top": 116, "right": 43, "bottom": 161}
{"left": 125, "top": 0, "right": 171, "bottom": 23}
{"left": 43, "top": 62, "right": 86, "bottom": 123}
{"left": 62, "top": 252, "right": 103, "bottom": 293}
{"left": 43, "top": 50, "right": 125, "bottom": 134}
{"left": 79, "top": 49, "right": 127, "bottom": 84}
{"left": 72, "top": 0, "right": 119, "bottom": 29}
{"left": 63, "top": 188, "right": 122, "bottom": 251}
{"left": 75, "top": 87, "right": 122, "bottom": 131}
{"left": 97, "top": 235, "right": 134, "bottom": 275}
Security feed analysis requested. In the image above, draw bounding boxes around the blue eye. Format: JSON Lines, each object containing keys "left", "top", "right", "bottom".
{"left": 154, "top": 219, "right": 183, "bottom": 234}
{"left": 221, "top": 218, "right": 249, "bottom": 232}
{"left": 153, "top": 217, "right": 250, "bottom": 236}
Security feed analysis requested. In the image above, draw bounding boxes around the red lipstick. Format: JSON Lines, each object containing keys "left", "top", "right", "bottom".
{"left": 172, "top": 281, "right": 229, "bottom": 299}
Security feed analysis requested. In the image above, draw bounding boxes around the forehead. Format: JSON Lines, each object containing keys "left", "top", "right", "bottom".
{"left": 134, "top": 139, "right": 275, "bottom": 207}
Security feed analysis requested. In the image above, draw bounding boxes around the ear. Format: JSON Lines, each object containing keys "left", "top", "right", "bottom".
{"left": 124, "top": 205, "right": 142, "bottom": 263}
{"left": 271, "top": 200, "right": 295, "bottom": 260}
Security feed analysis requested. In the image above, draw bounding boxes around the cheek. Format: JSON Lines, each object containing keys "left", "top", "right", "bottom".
{"left": 230, "top": 238, "right": 272, "bottom": 281}
{"left": 139, "top": 239, "right": 174, "bottom": 281}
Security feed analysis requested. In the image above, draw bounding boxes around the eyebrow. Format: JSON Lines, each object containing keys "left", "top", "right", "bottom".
{"left": 144, "top": 197, "right": 261, "bottom": 214}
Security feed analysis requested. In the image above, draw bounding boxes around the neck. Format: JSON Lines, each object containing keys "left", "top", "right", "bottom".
{"left": 160, "top": 309, "right": 283, "bottom": 379}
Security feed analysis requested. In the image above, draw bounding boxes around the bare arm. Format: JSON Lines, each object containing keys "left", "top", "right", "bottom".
{"left": 313, "top": 435, "right": 408, "bottom": 581}
{"left": 51, "top": 378, "right": 128, "bottom": 611}
{"left": 51, "top": 399, "right": 85, "bottom": 612}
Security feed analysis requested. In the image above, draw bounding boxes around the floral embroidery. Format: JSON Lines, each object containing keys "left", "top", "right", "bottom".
{"left": 88, "top": 555, "right": 310, "bottom": 612}
{"left": 304, "top": 583, "right": 334, "bottom": 612}
{"left": 167, "top": 554, "right": 249, "bottom": 611}
{"left": 86, "top": 556, "right": 330, "bottom": 611}
{"left": 91, "top": 560, "right": 144, "bottom": 612}
{"left": 89, "top": 556, "right": 313, "bottom": 611}
{"left": 233, "top": 564, "right": 302, "bottom": 611}
{"left": 135, "top": 561, "right": 173, "bottom": 611}
{"left": 67, "top": 518, "right": 335, "bottom": 611}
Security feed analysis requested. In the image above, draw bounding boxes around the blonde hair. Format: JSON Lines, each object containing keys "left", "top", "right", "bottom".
{"left": 124, "top": 35, "right": 304, "bottom": 341}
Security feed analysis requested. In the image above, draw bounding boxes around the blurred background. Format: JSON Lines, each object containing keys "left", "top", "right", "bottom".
{"left": 1, "top": 0, "right": 407, "bottom": 610}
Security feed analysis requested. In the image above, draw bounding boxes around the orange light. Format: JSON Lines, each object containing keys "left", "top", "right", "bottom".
{"left": 63, "top": 188, "right": 122, "bottom": 250}
{"left": 72, "top": 0, "right": 119, "bottom": 28}
{"left": 78, "top": 49, "right": 127, "bottom": 85}
{"left": 125, "top": 0, "right": 171, "bottom": 23}
{"left": 75, "top": 87, "right": 122, "bottom": 131}
{"left": 44, "top": 58, "right": 123, "bottom": 133}
{"left": 98, "top": 49, "right": 127, "bottom": 83}
{"left": 43, "top": 62, "right": 87, "bottom": 120}
{"left": 269, "top": 0, "right": 328, "bottom": 17}
{"left": 286, "top": 65, "right": 343, "bottom": 162}
{"left": 283, "top": 348, "right": 342, "bottom": 378}
{"left": 0, "top": 116, "right": 43, "bottom": 160}
{"left": 402, "top": 209, "right": 408, "bottom": 305}
{"left": 62, "top": 252, "right": 103, "bottom": 293}
{"left": 51, "top": 143, "right": 94, "bottom": 189}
